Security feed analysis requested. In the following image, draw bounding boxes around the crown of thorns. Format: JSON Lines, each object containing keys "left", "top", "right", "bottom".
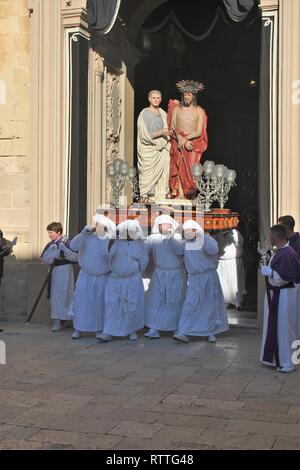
{"left": 176, "top": 80, "right": 205, "bottom": 94}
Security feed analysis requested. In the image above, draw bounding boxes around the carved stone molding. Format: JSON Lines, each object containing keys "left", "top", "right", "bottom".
{"left": 105, "top": 71, "right": 122, "bottom": 202}
{"left": 258, "top": 0, "right": 279, "bottom": 11}
{"left": 94, "top": 53, "right": 105, "bottom": 83}
{"left": 106, "top": 71, "right": 122, "bottom": 165}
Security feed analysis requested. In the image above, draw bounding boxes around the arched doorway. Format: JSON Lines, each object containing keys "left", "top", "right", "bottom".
{"left": 133, "top": 0, "right": 262, "bottom": 314}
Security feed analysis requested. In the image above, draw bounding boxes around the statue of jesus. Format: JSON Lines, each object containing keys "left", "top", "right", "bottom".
{"left": 167, "top": 80, "right": 208, "bottom": 200}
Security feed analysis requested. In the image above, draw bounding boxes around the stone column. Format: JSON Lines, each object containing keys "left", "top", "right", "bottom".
{"left": 61, "top": 4, "right": 90, "bottom": 236}
{"left": 87, "top": 51, "right": 106, "bottom": 218}
{"left": 258, "top": 0, "right": 279, "bottom": 238}
{"left": 258, "top": 0, "right": 300, "bottom": 326}
{"left": 29, "top": 0, "right": 88, "bottom": 253}
{"left": 29, "top": 0, "right": 64, "bottom": 256}
{"left": 26, "top": 0, "right": 88, "bottom": 322}
{"left": 278, "top": 0, "right": 300, "bottom": 228}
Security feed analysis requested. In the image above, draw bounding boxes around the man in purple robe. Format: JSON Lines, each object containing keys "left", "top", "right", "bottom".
{"left": 278, "top": 215, "right": 300, "bottom": 257}
{"left": 260, "top": 224, "right": 300, "bottom": 373}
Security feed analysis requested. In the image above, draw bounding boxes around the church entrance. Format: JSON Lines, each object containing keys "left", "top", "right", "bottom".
{"left": 133, "top": 0, "right": 262, "bottom": 316}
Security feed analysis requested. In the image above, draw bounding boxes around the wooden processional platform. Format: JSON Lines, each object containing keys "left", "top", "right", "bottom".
{"left": 98, "top": 201, "right": 239, "bottom": 233}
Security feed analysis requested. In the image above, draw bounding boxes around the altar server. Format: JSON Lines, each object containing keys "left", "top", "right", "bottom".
{"left": 68, "top": 214, "right": 116, "bottom": 339}
{"left": 144, "top": 214, "right": 186, "bottom": 338}
{"left": 278, "top": 215, "right": 300, "bottom": 257}
{"left": 260, "top": 224, "right": 300, "bottom": 373}
{"left": 215, "top": 229, "right": 247, "bottom": 310}
{"left": 278, "top": 217, "right": 300, "bottom": 340}
{"left": 41, "top": 222, "right": 77, "bottom": 332}
{"left": 170, "top": 220, "right": 229, "bottom": 343}
{"left": 98, "top": 219, "right": 149, "bottom": 342}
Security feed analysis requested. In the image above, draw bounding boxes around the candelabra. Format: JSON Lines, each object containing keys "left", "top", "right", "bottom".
{"left": 192, "top": 161, "right": 237, "bottom": 210}
{"left": 257, "top": 241, "right": 272, "bottom": 266}
{"left": 107, "top": 158, "right": 138, "bottom": 208}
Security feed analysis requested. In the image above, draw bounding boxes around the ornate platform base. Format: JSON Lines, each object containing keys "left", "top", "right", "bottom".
{"left": 97, "top": 203, "right": 239, "bottom": 234}
{"left": 154, "top": 198, "right": 194, "bottom": 206}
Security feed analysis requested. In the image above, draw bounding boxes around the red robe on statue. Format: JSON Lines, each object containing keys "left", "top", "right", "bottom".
{"left": 167, "top": 99, "right": 208, "bottom": 199}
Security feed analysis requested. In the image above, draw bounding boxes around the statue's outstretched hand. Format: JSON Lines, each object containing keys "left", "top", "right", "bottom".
{"left": 161, "top": 128, "right": 172, "bottom": 138}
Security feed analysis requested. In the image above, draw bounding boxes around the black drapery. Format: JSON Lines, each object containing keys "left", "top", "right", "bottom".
{"left": 222, "top": 0, "right": 257, "bottom": 22}
{"left": 143, "top": 0, "right": 258, "bottom": 42}
{"left": 258, "top": 19, "right": 272, "bottom": 242}
{"left": 86, "top": 0, "right": 121, "bottom": 34}
{"left": 68, "top": 35, "right": 89, "bottom": 237}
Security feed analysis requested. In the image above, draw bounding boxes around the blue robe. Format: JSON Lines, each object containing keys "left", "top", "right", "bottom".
{"left": 70, "top": 233, "right": 110, "bottom": 332}
{"left": 104, "top": 239, "right": 149, "bottom": 336}
{"left": 170, "top": 235, "right": 229, "bottom": 336}
{"left": 145, "top": 234, "right": 186, "bottom": 331}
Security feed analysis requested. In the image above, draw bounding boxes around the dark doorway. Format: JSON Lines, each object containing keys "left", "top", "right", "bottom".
{"left": 68, "top": 34, "right": 89, "bottom": 238}
{"left": 134, "top": 0, "right": 261, "bottom": 312}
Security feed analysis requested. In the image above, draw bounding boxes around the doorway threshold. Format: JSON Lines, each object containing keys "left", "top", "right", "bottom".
{"left": 227, "top": 308, "right": 258, "bottom": 329}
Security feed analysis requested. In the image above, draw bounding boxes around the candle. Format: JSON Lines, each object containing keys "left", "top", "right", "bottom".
{"left": 120, "top": 161, "right": 129, "bottom": 175}
{"left": 113, "top": 158, "right": 123, "bottom": 172}
{"left": 214, "top": 164, "right": 226, "bottom": 178}
{"left": 107, "top": 163, "right": 115, "bottom": 176}
{"left": 203, "top": 160, "right": 215, "bottom": 174}
{"left": 128, "top": 167, "right": 137, "bottom": 178}
{"left": 226, "top": 169, "right": 237, "bottom": 182}
{"left": 192, "top": 163, "right": 203, "bottom": 177}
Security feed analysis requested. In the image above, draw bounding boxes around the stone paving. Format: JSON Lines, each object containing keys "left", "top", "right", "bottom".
{"left": 0, "top": 322, "right": 299, "bottom": 450}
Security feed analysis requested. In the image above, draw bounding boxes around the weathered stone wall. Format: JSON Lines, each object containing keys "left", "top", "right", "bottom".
{"left": 0, "top": 0, "right": 30, "bottom": 320}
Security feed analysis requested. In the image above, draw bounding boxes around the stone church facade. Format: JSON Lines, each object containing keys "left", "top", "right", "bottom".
{"left": 0, "top": 0, "right": 300, "bottom": 321}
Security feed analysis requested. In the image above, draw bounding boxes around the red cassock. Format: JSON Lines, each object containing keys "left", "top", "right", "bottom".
{"left": 167, "top": 99, "right": 208, "bottom": 199}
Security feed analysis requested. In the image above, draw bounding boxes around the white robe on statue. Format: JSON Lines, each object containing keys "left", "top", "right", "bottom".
{"left": 137, "top": 107, "right": 171, "bottom": 200}
{"left": 145, "top": 233, "right": 186, "bottom": 332}
{"left": 260, "top": 268, "right": 298, "bottom": 371}
{"left": 42, "top": 243, "right": 76, "bottom": 321}
{"left": 170, "top": 235, "right": 229, "bottom": 337}
{"left": 104, "top": 239, "right": 149, "bottom": 337}
{"left": 69, "top": 233, "right": 110, "bottom": 332}
{"left": 216, "top": 229, "right": 247, "bottom": 307}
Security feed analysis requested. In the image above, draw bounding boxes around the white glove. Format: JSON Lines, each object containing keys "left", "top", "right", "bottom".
{"left": 261, "top": 266, "right": 272, "bottom": 277}
{"left": 81, "top": 225, "right": 93, "bottom": 234}
{"left": 174, "top": 232, "right": 182, "bottom": 240}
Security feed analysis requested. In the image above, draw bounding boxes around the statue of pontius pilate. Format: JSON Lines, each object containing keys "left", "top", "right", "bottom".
{"left": 137, "top": 90, "right": 172, "bottom": 204}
